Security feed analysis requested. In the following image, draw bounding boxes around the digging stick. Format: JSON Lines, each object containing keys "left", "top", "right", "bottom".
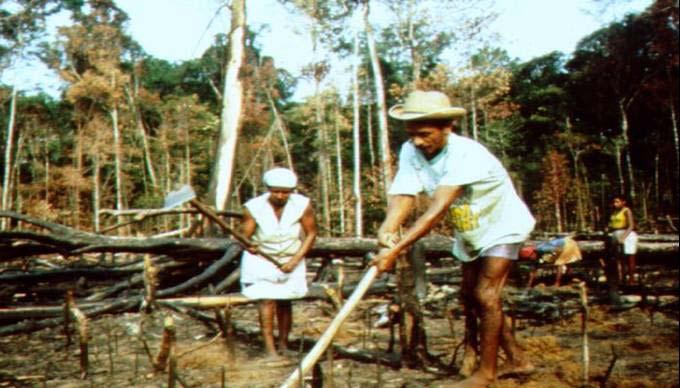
{"left": 163, "top": 185, "right": 282, "bottom": 268}
{"left": 187, "top": 198, "right": 283, "bottom": 269}
{"left": 280, "top": 265, "right": 379, "bottom": 388}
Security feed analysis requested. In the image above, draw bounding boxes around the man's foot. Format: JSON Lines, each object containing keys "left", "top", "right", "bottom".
{"left": 497, "top": 359, "right": 535, "bottom": 377}
{"left": 451, "top": 372, "right": 494, "bottom": 388}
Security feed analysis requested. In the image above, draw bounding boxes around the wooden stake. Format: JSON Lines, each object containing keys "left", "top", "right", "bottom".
{"left": 326, "top": 343, "right": 335, "bottom": 388}
{"left": 601, "top": 345, "right": 619, "bottom": 387}
{"left": 333, "top": 258, "right": 345, "bottom": 305}
{"left": 75, "top": 315, "right": 88, "bottom": 378}
{"left": 167, "top": 350, "right": 177, "bottom": 388}
{"left": 373, "top": 334, "right": 382, "bottom": 386}
{"left": 221, "top": 365, "right": 226, "bottom": 388}
{"left": 106, "top": 325, "right": 114, "bottom": 374}
{"left": 142, "top": 254, "right": 158, "bottom": 312}
{"left": 154, "top": 316, "right": 176, "bottom": 371}
{"left": 66, "top": 290, "right": 89, "bottom": 379}
{"left": 578, "top": 282, "right": 589, "bottom": 386}
{"left": 63, "top": 292, "right": 72, "bottom": 348}
{"left": 223, "top": 304, "right": 235, "bottom": 356}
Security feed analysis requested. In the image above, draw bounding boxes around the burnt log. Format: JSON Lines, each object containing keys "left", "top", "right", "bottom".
{"left": 0, "top": 275, "right": 395, "bottom": 322}
{"left": 2, "top": 212, "right": 677, "bottom": 263}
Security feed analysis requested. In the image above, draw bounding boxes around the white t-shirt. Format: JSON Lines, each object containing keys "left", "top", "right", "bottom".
{"left": 389, "top": 133, "right": 535, "bottom": 262}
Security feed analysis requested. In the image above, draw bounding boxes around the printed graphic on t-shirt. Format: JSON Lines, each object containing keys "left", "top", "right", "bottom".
{"left": 450, "top": 192, "right": 479, "bottom": 232}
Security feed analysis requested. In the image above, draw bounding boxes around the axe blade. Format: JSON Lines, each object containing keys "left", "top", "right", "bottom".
{"left": 163, "top": 185, "right": 197, "bottom": 209}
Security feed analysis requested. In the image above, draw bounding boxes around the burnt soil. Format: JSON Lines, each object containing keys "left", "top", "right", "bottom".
{"left": 1, "top": 267, "right": 678, "bottom": 387}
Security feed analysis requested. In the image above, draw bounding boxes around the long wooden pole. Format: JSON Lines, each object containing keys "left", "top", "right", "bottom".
{"left": 188, "top": 199, "right": 283, "bottom": 269}
{"left": 280, "top": 266, "right": 379, "bottom": 388}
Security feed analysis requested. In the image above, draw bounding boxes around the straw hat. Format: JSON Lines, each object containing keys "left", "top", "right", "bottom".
{"left": 388, "top": 90, "right": 466, "bottom": 121}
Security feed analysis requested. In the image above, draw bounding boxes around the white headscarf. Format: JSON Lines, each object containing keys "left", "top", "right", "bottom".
{"left": 263, "top": 167, "right": 297, "bottom": 189}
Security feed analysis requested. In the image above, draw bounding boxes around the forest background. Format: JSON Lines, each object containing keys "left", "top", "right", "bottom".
{"left": 0, "top": 0, "right": 678, "bottom": 238}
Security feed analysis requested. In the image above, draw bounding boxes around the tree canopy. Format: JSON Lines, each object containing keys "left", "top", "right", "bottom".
{"left": 1, "top": 0, "right": 678, "bottom": 235}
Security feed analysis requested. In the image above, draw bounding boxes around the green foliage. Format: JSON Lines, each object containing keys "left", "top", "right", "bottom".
{"left": 1, "top": 0, "right": 677, "bottom": 234}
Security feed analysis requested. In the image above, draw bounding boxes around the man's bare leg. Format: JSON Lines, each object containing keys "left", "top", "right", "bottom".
{"left": 276, "top": 300, "right": 292, "bottom": 351}
{"left": 453, "top": 257, "right": 511, "bottom": 388}
{"left": 259, "top": 300, "right": 278, "bottom": 356}
{"left": 460, "top": 262, "right": 479, "bottom": 377}
{"left": 498, "top": 316, "right": 534, "bottom": 375}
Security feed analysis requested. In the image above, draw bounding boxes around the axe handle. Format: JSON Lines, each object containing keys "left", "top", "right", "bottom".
{"left": 279, "top": 265, "right": 379, "bottom": 388}
{"left": 188, "top": 199, "right": 283, "bottom": 269}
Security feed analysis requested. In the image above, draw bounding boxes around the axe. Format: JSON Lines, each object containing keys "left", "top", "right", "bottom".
{"left": 163, "top": 185, "right": 283, "bottom": 269}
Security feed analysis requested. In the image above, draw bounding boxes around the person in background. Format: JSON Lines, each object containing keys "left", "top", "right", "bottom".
{"left": 521, "top": 236, "right": 582, "bottom": 288}
{"left": 608, "top": 195, "right": 638, "bottom": 287}
{"left": 239, "top": 167, "right": 317, "bottom": 357}
{"left": 371, "top": 90, "right": 534, "bottom": 387}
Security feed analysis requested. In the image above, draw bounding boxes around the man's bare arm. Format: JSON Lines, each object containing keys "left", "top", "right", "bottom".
{"left": 377, "top": 195, "right": 416, "bottom": 246}
{"left": 373, "top": 185, "right": 463, "bottom": 272}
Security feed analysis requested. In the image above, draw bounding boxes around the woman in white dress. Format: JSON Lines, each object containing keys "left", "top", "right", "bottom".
{"left": 239, "top": 168, "right": 317, "bottom": 357}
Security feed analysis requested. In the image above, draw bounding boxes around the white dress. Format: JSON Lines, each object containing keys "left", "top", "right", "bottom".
{"left": 240, "top": 193, "right": 310, "bottom": 300}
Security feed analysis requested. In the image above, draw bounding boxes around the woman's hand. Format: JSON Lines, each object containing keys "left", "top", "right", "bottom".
{"left": 245, "top": 243, "right": 260, "bottom": 255}
{"left": 280, "top": 258, "right": 300, "bottom": 273}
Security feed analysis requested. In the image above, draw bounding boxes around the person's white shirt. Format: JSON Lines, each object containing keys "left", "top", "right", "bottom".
{"left": 240, "top": 192, "right": 309, "bottom": 299}
{"left": 389, "top": 133, "right": 535, "bottom": 262}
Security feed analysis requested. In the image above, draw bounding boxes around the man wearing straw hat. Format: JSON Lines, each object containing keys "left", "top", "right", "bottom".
{"left": 372, "top": 90, "right": 535, "bottom": 387}
{"left": 239, "top": 167, "right": 317, "bottom": 357}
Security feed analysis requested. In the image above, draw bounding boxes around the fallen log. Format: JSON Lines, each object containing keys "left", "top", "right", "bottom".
{"left": 99, "top": 208, "right": 242, "bottom": 219}
{"left": 158, "top": 295, "right": 251, "bottom": 309}
{"left": 0, "top": 266, "right": 144, "bottom": 283}
{"left": 154, "top": 244, "right": 241, "bottom": 298}
{"left": 2, "top": 212, "right": 678, "bottom": 262}
{"left": 0, "top": 271, "right": 396, "bottom": 323}
{"left": 83, "top": 259, "right": 191, "bottom": 302}
{"left": 0, "top": 297, "right": 140, "bottom": 337}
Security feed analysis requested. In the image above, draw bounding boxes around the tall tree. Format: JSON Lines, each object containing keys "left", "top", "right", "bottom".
{"left": 534, "top": 149, "right": 571, "bottom": 232}
{"left": 455, "top": 47, "right": 512, "bottom": 141}
{"left": 45, "top": 0, "right": 133, "bottom": 228}
{"left": 1, "top": 0, "right": 60, "bottom": 226}
{"left": 208, "top": 0, "right": 246, "bottom": 211}
{"left": 362, "top": 0, "right": 393, "bottom": 194}
{"left": 646, "top": 0, "right": 680, "bottom": 192}
{"left": 350, "top": 7, "right": 363, "bottom": 236}
{"left": 568, "top": 14, "right": 659, "bottom": 202}
{"left": 286, "top": 0, "right": 336, "bottom": 233}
